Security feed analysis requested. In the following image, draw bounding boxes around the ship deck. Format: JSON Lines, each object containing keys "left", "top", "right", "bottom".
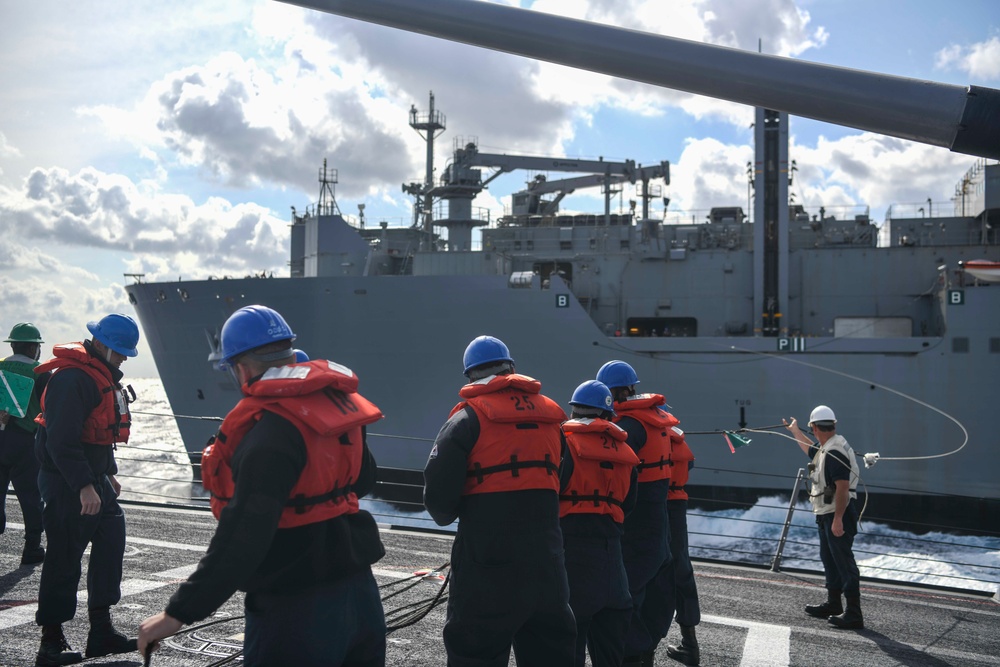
{"left": 2, "top": 501, "right": 999, "bottom": 667}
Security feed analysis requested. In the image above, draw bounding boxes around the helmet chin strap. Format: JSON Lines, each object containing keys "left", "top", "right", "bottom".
{"left": 93, "top": 339, "right": 114, "bottom": 363}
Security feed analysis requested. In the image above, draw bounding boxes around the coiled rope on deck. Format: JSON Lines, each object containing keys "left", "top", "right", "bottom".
{"left": 139, "top": 562, "right": 452, "bottom": 666}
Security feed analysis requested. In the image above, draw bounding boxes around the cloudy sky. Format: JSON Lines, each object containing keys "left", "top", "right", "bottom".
{"left": 1, "top": 0, "right": 997, "bottom": 378}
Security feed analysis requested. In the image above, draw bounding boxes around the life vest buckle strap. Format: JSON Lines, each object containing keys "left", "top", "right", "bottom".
{"left": 284, "top": 479, "right": 355, "bottom": 511}
{"left": 466, "top": 456, "right": 559, "bottom": 483}
{"left": 636, "top": 456, "right": 668, "bottom": 471}
{"left": 558, "top": 492, "right": 623, "bottom": 508}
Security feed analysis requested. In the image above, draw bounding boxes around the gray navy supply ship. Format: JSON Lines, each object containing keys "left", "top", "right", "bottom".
{"left": 125, "top": 0, "right": 1000, "bottom": 530}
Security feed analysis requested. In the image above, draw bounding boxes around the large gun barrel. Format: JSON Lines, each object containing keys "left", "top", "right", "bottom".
{"left": 278, "top": 0, "right": 999, "bottom": 160}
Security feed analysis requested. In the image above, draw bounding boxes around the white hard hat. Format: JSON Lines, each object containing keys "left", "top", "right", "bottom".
{"left": 809, "top": 405, "right": 837, "bottom": 425}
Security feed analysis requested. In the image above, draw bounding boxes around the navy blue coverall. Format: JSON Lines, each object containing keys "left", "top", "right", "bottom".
{"left": 0, "top": 354, "right": 46, "bottom": 544}
{"left": 641, "top": 498, "right": 701, "bottom": 644}
{"left": 424, "top": 405, "right": 577, "bottom": 667}
{"left": 616, "top": 416, "right": 671, "bottom": 657}
{"left": 559, "top": 450, "right": 638, "bottom": 667}
{"left": 34, "top": 344, "right": 127, "bottom": 626}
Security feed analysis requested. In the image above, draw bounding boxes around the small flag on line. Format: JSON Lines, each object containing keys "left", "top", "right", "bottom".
{"left": 724, "top": 431, "right": 752, "bottom": 453}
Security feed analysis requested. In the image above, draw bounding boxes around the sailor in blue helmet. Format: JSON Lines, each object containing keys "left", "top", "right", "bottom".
{"left": 424, "top": 335, "right": 577, "bottom": 666}
{"left": 33, "top": 314, "right": 140, "bottom": 666}
{"left": 0, "top": 322, "right": 48, "bottom": 566}
{"left": 139, "top": 305, "right": 387, "bottom": 666}
{"left": 559, "top": 380, "right": 639, "bottom": 667}
{"left": 596, "top": 360, "right": 675, "bottom": 667}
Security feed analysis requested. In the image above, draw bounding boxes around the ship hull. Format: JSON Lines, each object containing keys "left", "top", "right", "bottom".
{"left": 127, "top": 272, "right": 998, "bottom": 529}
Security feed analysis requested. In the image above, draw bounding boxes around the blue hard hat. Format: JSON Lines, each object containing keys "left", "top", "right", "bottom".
{"left": 570, "top": 380, "right": 615, "bottom": 414}
{"left": 596, "top": 360, "right": 640, "bottom": 388}
{"left": 87, "top": 314, "right": 140, "bottom": 357}
{"left": 294, "top": 349, "right": 310, "bottom": 363}
{"left": 463, "top": 335, "right": 514, "bottom": 374}
{"left": 220, "top": 306, "right": 295, "bottom": 366}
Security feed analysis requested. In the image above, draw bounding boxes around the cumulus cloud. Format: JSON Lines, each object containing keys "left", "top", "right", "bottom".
{"left": 935, "top": 36, "right": 1000, "bottom": 81}
{"left": 790, "top": 134, "right": 971, "bottom": 215}
{"left": 0, "top": 242, "right": 140, "bottom": 362}
{"left": 670, "top": 137, "right": 754, "bottom": 213}
{"left": 0, "top": 132, "right": 21, "bottom": 159}
{"left": 0, "top": 167, "right": 288, "bottom": 279}
{"left": 82, "top": 0, "right": 829, "bottom": 198}
{"left": 659, "top": 129, "right": 971, "bottom": 227}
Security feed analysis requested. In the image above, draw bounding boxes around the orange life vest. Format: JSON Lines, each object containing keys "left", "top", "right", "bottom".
{"left": 668, "top": 424, "right": 694, "bottom": 501}
{"left": 612, "top": 393, "right": 676, "bottom": 483}
{"left": 559, "top": 418, "right": 639, "bottom": 522}
{"left": 201, "top": 360, "right": 383, "bottom": 528}
{"left": 453, "top": 374, "right": 566, "bottom": 496}
{"left": 35, "top": 343, "right": 131, "bottom": 445}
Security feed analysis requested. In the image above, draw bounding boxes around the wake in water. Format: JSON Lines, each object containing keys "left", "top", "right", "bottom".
{"left": 117, "top": 377, "right": 207, "bottom": 505}
{"left": 687, "top": 495, "right": 1000, "bottom": 595}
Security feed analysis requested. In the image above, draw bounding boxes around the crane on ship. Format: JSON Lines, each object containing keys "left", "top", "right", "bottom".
{"left": 428, "top": 141, "right": 670, "bottom": 249}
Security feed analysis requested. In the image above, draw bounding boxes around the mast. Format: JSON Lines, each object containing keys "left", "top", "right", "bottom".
{"left": 753, "top": 110, "right": 789, "bottom": 338}
{"left": 317, "top": 158, "right": 341, "bottom": 216}
{"left": 408, "top": 91, "right": 447, "bottom": 250}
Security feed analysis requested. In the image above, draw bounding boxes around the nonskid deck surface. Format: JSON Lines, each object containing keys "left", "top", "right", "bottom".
{"left": 2, "top": 503, "right": 998, "bottom": 666}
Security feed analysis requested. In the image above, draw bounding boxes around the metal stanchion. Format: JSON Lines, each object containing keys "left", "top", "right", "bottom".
{"left": 771, "top": 467, "right": 806, "bottom": 572}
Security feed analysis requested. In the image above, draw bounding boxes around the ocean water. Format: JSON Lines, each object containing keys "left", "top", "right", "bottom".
{"left": 122, "top": 378, "right": 1000, "bottom": 596}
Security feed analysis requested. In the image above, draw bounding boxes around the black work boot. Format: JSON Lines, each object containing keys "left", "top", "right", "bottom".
{"left": 35, "top": 625, "right": 83, "bottom": 666}
{"left": 828, "top": 595, "right": 864, "bottom": 630}
{"left": 622, "top": 655, "right": 645, "bottom": 667}
{"left": 667, "top": 624, "right": 700, "bottom": 665}
{"left": 21, "top": 535, "right": 45, "bottom": 565}
{"left": 85, "top": 606, "right": 138, "bottom": 658}
{"left": 805, "top": 588, "right": 843, "bottom": 618}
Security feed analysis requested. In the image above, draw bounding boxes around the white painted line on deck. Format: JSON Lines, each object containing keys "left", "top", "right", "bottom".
{"left": 372, "top": 567, "right": 428, "bottom": 580}
{"left": 3, "top": 522, "right": 209, "bottom": 553}
{"left": 0, "top": 565, "right": 199, "bottom": 631}
{"left": 153, "top": 564, "right": 199, "bottom": 579}
{"left": 128, "top": 535, "right": 209, "bottom": 552}
{"left": 704, "top": 614, "right": 790, "bottom": 667}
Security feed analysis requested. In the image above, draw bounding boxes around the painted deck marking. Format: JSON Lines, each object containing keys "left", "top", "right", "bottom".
{"left": 703, "top": 614, "right": 791, "bottom": 667}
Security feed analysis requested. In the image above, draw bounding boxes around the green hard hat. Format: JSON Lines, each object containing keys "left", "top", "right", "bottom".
{"left": 4, "top": 322, "right": 44, "bottom": 343}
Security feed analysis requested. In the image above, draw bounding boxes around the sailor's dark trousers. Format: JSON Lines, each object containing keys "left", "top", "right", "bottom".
{"left": 642, "top": 499, "right": 701, "bottom": 643}
{"left": 444, "top": 524, "right": 577, "bottom": 667}
{"left": 816, "top": 499, "right": 861, "bottom": 596}
{"left": 563, "top": 533, "right": 632, "bottom": 667}
{"left": 621, "top": 483, "right": 670, "bottom": 656}
{"left": 0, "top": 425, "right": 43, "bottom": 540}
{"left": 35, "top": 471, "right": 125, "bottom": 625}
{"left": 244, "top": 568, "right": 386, "bottom": 667}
